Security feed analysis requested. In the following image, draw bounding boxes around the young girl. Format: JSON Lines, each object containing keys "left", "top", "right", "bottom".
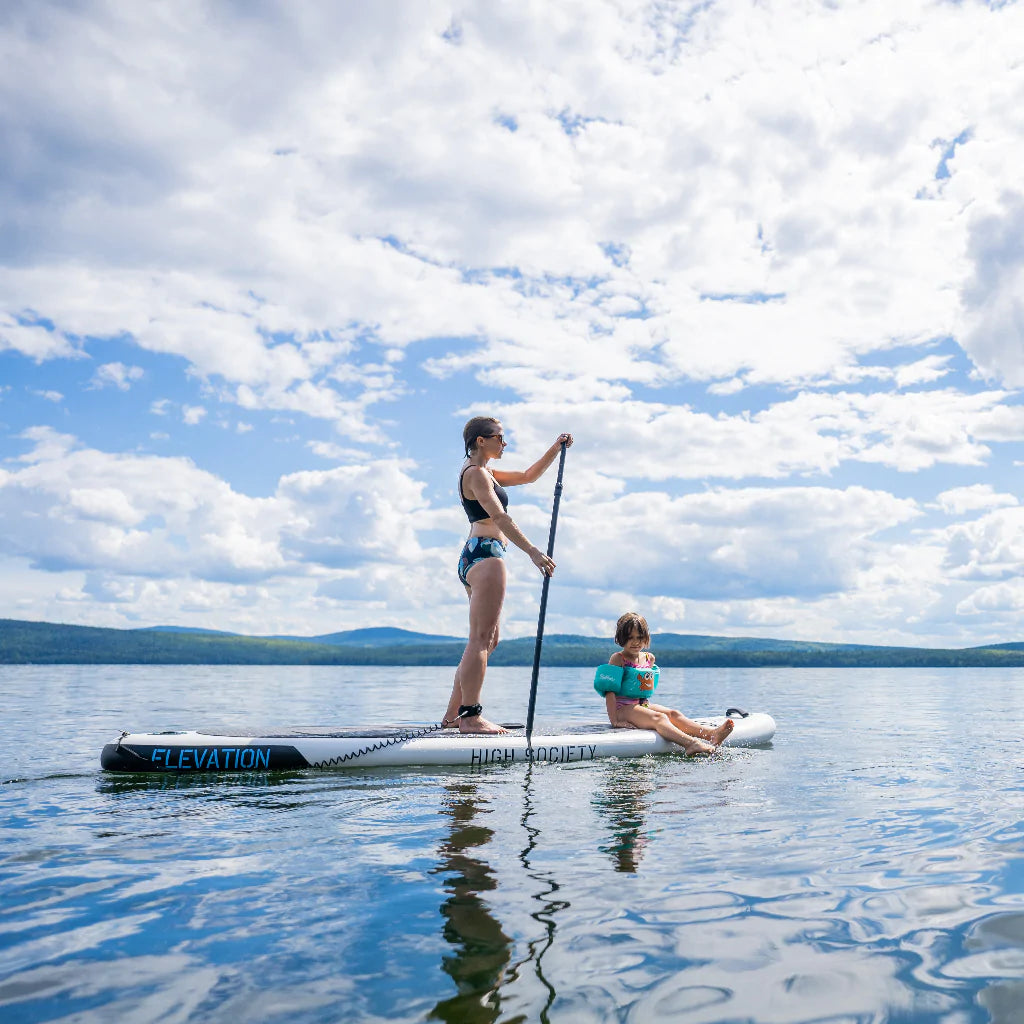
{"left": 600, "top": 612, "right": 734, "bottom": 756}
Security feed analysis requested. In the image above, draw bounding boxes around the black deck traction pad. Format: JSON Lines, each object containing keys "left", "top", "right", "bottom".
{"left": 129, "top": 722, "right": 668, "bottom": 741}
{"left": 107, "top": 712, "right": 739, "bottom": 742}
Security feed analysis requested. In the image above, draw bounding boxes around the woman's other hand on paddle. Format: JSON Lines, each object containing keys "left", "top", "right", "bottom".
{"left": 531, "top": 546, "right": 556, "bottom": 576}
{"left": 556, "top": 432, "right": 573, "bottom": 449}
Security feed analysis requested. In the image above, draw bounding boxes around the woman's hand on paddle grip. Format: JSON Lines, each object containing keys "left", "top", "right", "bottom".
{"left": 531, "top": 546, "right": 555, "bottom": 576}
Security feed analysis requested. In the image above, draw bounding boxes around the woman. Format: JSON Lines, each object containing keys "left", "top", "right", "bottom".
{"left": 443, "top": 417, "right": 573, "bottom": 734}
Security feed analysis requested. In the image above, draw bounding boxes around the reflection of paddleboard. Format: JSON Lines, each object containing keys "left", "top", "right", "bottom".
{"left": 100, "top": 711, "right": 776, "bottom": 772}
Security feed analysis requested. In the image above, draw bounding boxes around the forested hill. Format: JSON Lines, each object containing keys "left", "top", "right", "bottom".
{"left": 2, "top": 618, "right": 1024, "bottom": 667}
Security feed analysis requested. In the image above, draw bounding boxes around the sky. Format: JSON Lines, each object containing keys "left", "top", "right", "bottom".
{"left": 3, "top": 0, "right": 1024, "bottom": 647}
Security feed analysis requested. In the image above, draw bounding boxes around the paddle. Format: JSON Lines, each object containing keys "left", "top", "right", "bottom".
{"left": 525, "top": 440, "right": 569, "bottom": 747}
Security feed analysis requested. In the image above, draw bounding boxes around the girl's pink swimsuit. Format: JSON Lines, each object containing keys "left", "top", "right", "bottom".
{"left": 615, "top": 653, "right": 655, "bottom": 709}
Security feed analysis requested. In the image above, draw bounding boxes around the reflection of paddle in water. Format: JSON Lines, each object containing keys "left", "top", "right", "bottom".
{"left": 592, "top": 759, "right": 656, "bottom": 873}
{"left": 430, "top": 782, "right": 511, "bottom": 1023}
{"left": 429, "top": 771, "right": 572, "bottom": 1023}
{"left": 494, "top": 763, "right": 571, "bottom": 1023}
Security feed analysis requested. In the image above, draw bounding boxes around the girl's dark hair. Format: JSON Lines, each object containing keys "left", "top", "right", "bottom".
{"left": 614, "top": 611, "right": 650, "bottom": 647}
{"left": 463, "top": 416, "right": 501, "bottom": 456}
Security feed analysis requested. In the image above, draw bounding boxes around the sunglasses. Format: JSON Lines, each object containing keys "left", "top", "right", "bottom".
{"left": 485, "top": 433, "right": 505, "bottom": 444}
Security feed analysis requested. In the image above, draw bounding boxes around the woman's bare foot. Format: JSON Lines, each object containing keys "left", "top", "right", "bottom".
{"left": 458, "top": 715, "right": 508, "bottom": 735}
{"left": 710, "top": 719, "right": 735, "bottom": 745}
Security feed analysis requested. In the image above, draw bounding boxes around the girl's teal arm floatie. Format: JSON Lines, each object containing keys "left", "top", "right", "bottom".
{"left": 593, "top": 663, "right": 659, "bottom": 699}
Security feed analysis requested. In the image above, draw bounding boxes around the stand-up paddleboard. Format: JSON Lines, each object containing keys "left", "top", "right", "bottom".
{"left": 100, "top": 710, "right": 775, "bottom": 772}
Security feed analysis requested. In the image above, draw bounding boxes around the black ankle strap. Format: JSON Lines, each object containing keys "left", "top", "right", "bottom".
{"left": 458, "top": 704, "right": 483, "bottom": 719}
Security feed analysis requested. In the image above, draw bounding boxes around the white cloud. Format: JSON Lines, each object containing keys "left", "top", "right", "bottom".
{"left": 0, "top": 427, "right": 290, "bottom": 581}
{"left": 941, "top": 506, "right": 1024, "bottom": 582}
{"left": 91, "top": 361, "right": 144, "bottom": 390}
{"left": 0, "top": 428, "right": 452, "bottom": 599}
{"left": 0, "top": 314, "right": 80, "bottom": 361}
{"left": 482, "top": 389, "right": 1024, "bottom": 483}
{"left": 13, "top": 425, "right": 77, "bottom": 463}
{"left": 706, "top": 377, "right": 746, "bottom": 397}
{"left": 960, "top": 192, "right": 1024, "bottom": 387}
{"left": 555, "top": 484, "right": 920, "bottom": 601}
{"left": 307, "top": 441, "right": 371, "bottom": 462}
{"left": 66, "top": 486, "right": 143, "bottom": 527}
{"left": 529, "top": 495, "right": 968, "bottom": 648}
{"left": 277, "top": 460, "right": 430, "bottom": 568}
{"left": 182, "top": 404, "right": 207, "bottom": 425}
{"left": 934, "top": 484, "right": 1018, "bottom": 516}
{"left": 894, "top": 354, "right": 954, "bottom": 389}
{"left": 956, "top": 579, "right": 1024, "bottom": 617}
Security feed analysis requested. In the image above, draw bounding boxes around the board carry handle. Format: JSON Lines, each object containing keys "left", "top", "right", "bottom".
{"left": 725, "top": 707, "right": 749, "bottom": 718}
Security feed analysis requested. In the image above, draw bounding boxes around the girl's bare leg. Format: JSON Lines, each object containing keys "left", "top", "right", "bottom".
{"left": 619, "top": 704, "right": 717, "bottom": 756}
{"left": 453, "top": 558, "right": 507, "bottom": 735}
{"left": 654, "top": 705, "right": 735, "bottom": 746}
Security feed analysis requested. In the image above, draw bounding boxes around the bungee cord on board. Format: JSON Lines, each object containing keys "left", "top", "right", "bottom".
{"left": 306, "top": 705, "right": 484, "bottom": 769}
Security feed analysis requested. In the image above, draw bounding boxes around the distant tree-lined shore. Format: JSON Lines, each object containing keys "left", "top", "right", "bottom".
{"left": 2, "top": 618, "right": 1023, "bottom": 667}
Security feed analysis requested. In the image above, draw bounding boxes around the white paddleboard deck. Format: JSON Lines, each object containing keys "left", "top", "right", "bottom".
{"left": 100, "top": 711, "right": 776, "bottom": 771}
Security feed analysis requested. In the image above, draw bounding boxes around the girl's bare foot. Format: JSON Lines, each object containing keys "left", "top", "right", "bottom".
{"left": 711, "top": 719, "right": 735, "bottom": 745}
{"left": 682, "top": 737, "right": 716, "bottom": 757}
{"left": 458, "top": 715, "right": 509, "bottom": 735}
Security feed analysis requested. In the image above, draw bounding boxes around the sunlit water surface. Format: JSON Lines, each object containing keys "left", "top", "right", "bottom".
{"left": 1, "top": 665, "right": 1023, "bottom": 1023}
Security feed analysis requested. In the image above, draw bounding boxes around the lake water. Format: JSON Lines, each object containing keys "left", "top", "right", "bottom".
{"left": 1, "top": 664, "right": 1023, "bottom": 1023}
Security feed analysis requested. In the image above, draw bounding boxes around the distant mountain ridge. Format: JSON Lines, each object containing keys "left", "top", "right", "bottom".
{"left": 2, "top": 617, "right": 1024, "bottom": 666}
{"left": 303, "top": 627, "right": 462, "bottom": 646}
{"left": 140, "top": 625, "right": 462, "bottom": 645}
{"left": 144, "top": 625, "right": 905, "bottom": 652}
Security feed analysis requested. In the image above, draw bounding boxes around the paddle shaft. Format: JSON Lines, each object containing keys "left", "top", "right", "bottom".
{"left": 525, "top": 441, "right": 568, "bottom": 744}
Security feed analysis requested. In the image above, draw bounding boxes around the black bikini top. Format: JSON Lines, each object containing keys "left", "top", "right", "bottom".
{"left": 459, "top": 465, "right": 509, "bottom": 523}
